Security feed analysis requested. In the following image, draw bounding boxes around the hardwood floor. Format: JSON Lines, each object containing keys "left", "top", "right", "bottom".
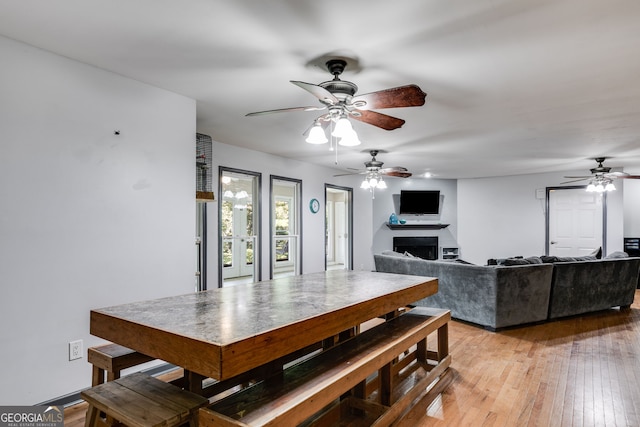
{"left": 64, "top": 290, "right": 640, "bottom": 426}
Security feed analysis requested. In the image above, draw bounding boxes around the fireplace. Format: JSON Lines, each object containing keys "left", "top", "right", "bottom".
{"left": 393, "top": 236, "right": 438, "bottom": 260}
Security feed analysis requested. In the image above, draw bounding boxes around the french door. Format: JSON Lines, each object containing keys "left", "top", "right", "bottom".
{"left": 219, "top": 168, "right": 261, "bottom": 286}
{"left": 270, "top": 176, "right": 302, "bottom": 278}
{"left": 325, "top": 184, "right": 353, "bottom": 270}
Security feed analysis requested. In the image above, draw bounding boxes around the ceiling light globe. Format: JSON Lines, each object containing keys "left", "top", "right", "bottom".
{"left": 331, "top": 116, "right": 353, "bottom": 137}
{"left": 605, "top": 182, "right": 616, "bottom": 191}
{"left": 305, "top": 124, "right": 328, "bottom": 144}
{"left": 360, "top": 180, "right": 370, "bottom": 189}
{"left": 586, "top": 184, "right": 596, "bottom": 192}
{"left": 377, "top": 179, "right": 387, "bottom": 189}
{"left": 337, "top": 129, "right": 362, "bottom": 147}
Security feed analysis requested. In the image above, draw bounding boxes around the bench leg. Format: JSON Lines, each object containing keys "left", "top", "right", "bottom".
{"left": 379, "top": 363, "right": 392, "bottom": 406}
{"left": 438, "top": 322, "right": 449, "bottom": 361}
{"left": 83, "top": 404, "right": 99, "bottom": 427}
{"left": 91, "top": 366, "right": 105, "bottom": 387}
{"left": 184, "top": 370, "right": 206, "bottom": 395}
{"left": 417, "top": 338, "right": 427, "bottom": 363}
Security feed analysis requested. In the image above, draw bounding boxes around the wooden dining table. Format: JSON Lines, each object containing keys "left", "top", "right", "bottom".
{"left": 90, "top": 270, "right": 438, "bottom": 391}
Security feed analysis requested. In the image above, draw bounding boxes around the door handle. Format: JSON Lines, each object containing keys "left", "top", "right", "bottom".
{"left": 550, "top": 241, "right": 557, "bottom": 245}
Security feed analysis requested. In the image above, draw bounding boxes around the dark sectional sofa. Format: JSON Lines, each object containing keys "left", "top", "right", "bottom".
{"left": 548, "top": 257, "right": 639, "bottom": 319}
{"left": 374, "top": 250, "right": 640, "bottom": 330}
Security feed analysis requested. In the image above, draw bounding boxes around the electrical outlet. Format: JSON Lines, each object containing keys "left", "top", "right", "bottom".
{"left": 69, "top": 340, "right": 83, "bottom": 361}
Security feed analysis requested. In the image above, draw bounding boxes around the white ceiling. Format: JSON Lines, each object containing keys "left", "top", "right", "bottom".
{"left": 1, "top": 0, "right": 640, "bottom": 179}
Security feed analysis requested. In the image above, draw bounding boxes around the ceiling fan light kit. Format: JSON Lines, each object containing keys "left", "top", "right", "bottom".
{"left": 562, "top": 157, "right": 640, "bottom": 192}
{"left": 333, "top": 150, "right": 410, "bottom": 198}
{"left": 586, "top": 179, "right": 616, "bottom": 193}
{"left": 246, "top": 57, "right": 427, "bottom": 155}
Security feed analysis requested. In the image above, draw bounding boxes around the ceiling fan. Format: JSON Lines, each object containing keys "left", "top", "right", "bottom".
{"left": 562, "top": 157, "right": 640, "bottom": 191}
{"left": 334, "top": 150, "right": 412, "bottom": 179}
{"left": 246, "top": 59, "right": 427, "bottom": 134}
{"left": 563, "top": 157, "right": 640, "bottom": 182}
{"left": 333, "top": 150, "right": 411, "bottom": 198}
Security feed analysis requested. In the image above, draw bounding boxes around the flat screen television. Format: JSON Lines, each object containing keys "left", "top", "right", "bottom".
{"left": 399, "top": 190, "right": 440, "bottom": 215}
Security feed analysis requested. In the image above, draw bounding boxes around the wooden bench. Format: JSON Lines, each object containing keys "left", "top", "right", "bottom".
{"left": 81, "top": 372, "right": 209, "bottom": 427}
{"left": 88, "top": 343, "right": 155, "bottom": 386}
{"left": 199, "top": 307, "right": 451, "bottom": 427}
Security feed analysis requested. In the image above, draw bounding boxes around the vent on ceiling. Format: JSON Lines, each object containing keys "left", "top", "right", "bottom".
{"left": 196, "top": 133, "right": 214, "bottom": 201}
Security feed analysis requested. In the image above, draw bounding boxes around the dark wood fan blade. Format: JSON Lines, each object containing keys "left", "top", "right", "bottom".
{"left": 380, "top": 167, "right": 408, "bottom": 173}
{"left": 383, "top": 170, "right": 412, "bottom": 178}
{"left": 607, "top": 172, "right": 640, "bottom": 179}
{"left": 290, "top": 81, "right": 340, "bottom": 105}
{"left": 246, "top": 105, "right": 326, "bottom": 116}
{"left": 350, "top": 110, "right": 405, "bottom": 130}
{"left": 351, "top": 85, "right": 426, "bottom": 110}
{"left": 563, "top": 175, "right": 592, "bottom": 179}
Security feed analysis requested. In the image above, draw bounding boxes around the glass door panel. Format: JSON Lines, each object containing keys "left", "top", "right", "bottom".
{"left": 325, "top": 185, "right": 353, "bottom": 270}
{"left": 219, "top": 168, "right": 261, "bottom": 286}
{"left": 271, "top": 176, "right": 301, "bottom": 278}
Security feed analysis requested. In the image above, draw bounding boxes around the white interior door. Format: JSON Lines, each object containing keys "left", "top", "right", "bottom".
{"left": 548, "top": 188, "right": 603, "bottom": 256}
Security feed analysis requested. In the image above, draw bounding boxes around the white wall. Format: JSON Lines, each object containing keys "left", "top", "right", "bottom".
{"left": 371, "top": 178, "right": 458, "bottom": 258}
{"left": 203, "top": 142, "right": 374, "bottom": 287}
{"left": 458, "top": 171, "right": 625, "bottom": 265}
{"left": 0, "top": 36, "right": 196, "bottom": 404}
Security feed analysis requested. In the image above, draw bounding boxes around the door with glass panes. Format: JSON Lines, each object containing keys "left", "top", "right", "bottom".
{"left": 271, "top": 177, "right": 301, "bottom": 278}
{"left": 220, "top": 169, "right": 260, "bottom": 285}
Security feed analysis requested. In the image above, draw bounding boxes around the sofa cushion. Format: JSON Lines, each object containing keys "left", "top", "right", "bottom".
{"left": 380, "top": 250, "right": 408, "bottom": 258}
{"left": 493, "top": 256, "right": 522, "bottom": 265}
{"left": 542, "top": 247, "right": 601, "bottom": 263}
{"left": 541, "top": 255, "right": 597, "bottom": 263}
{"left": 605, "top": 251, "right": 629, "bottom": 259}
{"left": 575, "top": 255, "right": 598, "bottom": 261}
{"left": 501, "top": 258, "right": 530, "bottom": 266}
{"left": 453, "top": 258, "right": 475, "bottom": 265}
{"left": 501, "top": 256, "right": 542, "bottom": 266}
